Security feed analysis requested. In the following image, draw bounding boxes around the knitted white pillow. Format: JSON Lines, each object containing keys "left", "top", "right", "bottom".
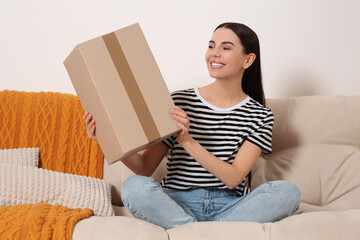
{"left": 0, "top": 148, "right": 39, "bottom": 167}
{"left": 0, "top": 163, "right": 114, "bottom": 216}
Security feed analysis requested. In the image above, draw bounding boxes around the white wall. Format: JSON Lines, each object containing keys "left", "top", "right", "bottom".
{"left": 1, "top": 0, "right": 359, "bottom": 98}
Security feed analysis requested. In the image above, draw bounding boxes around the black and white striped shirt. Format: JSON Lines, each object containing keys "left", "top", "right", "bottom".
{"left": 162, "top": 88, "right": 274, "bottom": 196}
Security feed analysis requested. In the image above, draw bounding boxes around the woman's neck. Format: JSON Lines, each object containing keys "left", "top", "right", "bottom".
{"left": 199, "top": 78, "right": 247, "bottom": 109}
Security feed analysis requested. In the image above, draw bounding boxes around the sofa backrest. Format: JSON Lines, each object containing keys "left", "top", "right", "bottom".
{"left": 267, "top": 95, "right": 359, "bottom": 152}
{"left": 253, "top": 95, "right": 360, "bottom": 212}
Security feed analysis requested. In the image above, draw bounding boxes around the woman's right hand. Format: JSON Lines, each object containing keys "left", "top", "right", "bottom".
{"left": 83, "top": 112, "right": 97, "bottom": 141}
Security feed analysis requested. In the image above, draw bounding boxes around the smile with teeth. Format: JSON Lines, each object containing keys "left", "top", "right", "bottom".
{"left": 211, "top": 62, "right": 225, "bottom": 68}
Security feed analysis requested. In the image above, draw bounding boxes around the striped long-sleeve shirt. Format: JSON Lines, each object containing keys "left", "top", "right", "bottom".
{"left": 162, "top": 88, "right": 274, "bottom": 196}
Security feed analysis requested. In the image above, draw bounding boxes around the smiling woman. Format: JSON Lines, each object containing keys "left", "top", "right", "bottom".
{"left": 206, "top": 23, "right": 263, "bottom": 106}
{"left": 206, "top": 30, "right": 254, "bottom": 85}
{"left": 84, "top": 22, "right": 301, "bottom": 229}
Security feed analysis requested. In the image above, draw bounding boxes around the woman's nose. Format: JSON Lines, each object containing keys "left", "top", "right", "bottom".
{"left": 212, "top": 47, "right": 220, "bottom": 57}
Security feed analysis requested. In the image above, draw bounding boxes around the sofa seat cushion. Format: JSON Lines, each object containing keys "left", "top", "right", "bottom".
{"left": 167, "top": 221, "right": 269, "bottom": 240}
{"left": 270, "top": 209, "right": 360, "bottom": 240}
{"left": 255, "top": 144, "right": 360, "bottom": 211}
{"left": 166, "top": 210, "right": 360, "bottom": 240}
{"left": 72, "top": 216, "right": 168, "bottom": 240}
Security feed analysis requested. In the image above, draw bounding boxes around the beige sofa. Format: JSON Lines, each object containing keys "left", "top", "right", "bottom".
{"left": 72, "top": 94, "right": 360, "bottom": 239}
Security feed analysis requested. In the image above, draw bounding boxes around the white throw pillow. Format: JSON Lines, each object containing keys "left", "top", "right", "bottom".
{"left": 0, "top": 163, "right": 114, "bottom": 216}
{"left": 0, "top": 148, "right": 39, "bottom": 167}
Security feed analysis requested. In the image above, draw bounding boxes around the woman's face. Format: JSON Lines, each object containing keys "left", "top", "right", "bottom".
{"left": 205, "top": 27, "right": 251, "bottom": 81}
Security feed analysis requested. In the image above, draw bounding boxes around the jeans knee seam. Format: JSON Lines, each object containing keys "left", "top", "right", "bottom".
{"left": 216, "top": 183, "right": 271, "bottom": 221}
{"left": 123, "top": 178, "right": 197, "bottom": 226}
{"left": 164, "top": 193, "right": 198, "bottom": 221}
{"left": 217, "top": 199, "right": 245, "bottom": 221}
{"left": 216, "top": 196, "right": 250, "bottom": 221}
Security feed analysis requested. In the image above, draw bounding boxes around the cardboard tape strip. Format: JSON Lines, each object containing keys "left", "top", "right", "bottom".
{"left": 102, "top": 32, "right": 160, "bottom": 143}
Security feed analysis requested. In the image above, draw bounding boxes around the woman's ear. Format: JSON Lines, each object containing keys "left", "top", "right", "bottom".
{"left": 243, "top": 53, "right": 256, "bottom": 69}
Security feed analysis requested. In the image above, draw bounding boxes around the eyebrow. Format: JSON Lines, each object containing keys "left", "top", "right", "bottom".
{"left": 209, "top": 40, "right": 235, "bottom": 46}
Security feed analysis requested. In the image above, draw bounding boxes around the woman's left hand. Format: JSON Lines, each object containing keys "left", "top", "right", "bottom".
{"left": 171, "top": 106, "right": 192, "bottom": 145}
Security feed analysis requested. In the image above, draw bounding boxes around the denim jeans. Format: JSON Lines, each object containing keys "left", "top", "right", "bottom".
{"left": 122, "top": 175, "right": 301, "bottom": 229}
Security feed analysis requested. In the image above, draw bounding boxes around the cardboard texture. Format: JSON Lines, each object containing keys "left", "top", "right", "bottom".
{"left": 64, "top": 23, "right": 179, "bottom": 164}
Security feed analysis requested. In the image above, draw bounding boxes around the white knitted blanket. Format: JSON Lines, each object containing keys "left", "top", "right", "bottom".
{"left": 0, "top": 163, "right": 114, "bottom": 216}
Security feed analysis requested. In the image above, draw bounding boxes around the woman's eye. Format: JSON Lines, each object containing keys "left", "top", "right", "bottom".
{"left": 208, "top": 45, "right": 213, "bottom": 49}
{"left": 223, "top": 47, "right": 230, "bottom": 50}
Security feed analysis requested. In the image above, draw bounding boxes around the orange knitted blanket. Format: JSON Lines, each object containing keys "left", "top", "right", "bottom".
{"left": 0, "top": 203, "right": 93, "bottom": 240}
{"left": 0, "top": 90, "right": 103, "bottom": 178}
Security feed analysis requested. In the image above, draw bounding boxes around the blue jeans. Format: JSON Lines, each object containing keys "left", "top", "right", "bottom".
{"left": 122, "top": 175, "right": 300, "bottom": 229}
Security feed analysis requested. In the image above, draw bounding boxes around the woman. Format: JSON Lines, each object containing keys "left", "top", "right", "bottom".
{"left": 83, "top": 22, "right": 300, "bottom": 229}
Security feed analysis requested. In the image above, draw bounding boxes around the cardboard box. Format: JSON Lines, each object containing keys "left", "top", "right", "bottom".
{"left": 64, "top": 23, "right": 179, "bottom": 164}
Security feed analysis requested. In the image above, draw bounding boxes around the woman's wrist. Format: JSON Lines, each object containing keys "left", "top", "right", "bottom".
{"left": 179, "top": 136, "right": 197, "bottom": 153}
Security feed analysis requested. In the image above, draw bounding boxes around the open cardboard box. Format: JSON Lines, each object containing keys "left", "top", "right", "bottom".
{"left": 64, "top": 23, "right": 179, "bottom": 164}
